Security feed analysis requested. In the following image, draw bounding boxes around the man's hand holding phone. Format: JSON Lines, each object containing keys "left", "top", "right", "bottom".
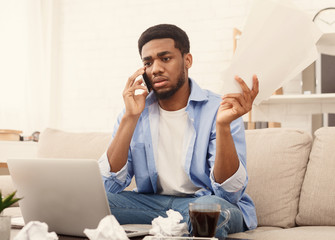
{"left": 142, "top": 72, "right": 152, "bottom": 92}
{"left": 122, "top": 67, "right": 149, "bottom": 118}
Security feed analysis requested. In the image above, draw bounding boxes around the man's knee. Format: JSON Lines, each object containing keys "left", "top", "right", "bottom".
{"left": 193, "top": 195, "right": 234, "bottom": 208}
{"left": 106, "top": 191, "right": 137, "bottom": 208}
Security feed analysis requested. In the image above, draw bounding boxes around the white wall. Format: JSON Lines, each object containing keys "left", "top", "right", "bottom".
{"left": 51, "top": 0, "right": 335, "bottom": 132}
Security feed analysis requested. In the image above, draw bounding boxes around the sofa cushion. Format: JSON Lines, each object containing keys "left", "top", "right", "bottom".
{"left": 37, "top": 128, "right": 112, "bottom": 160}
{"left": 296, "top": 127, "right": 335, "bottom": 226}
{"left": 245, "top": 128, "right": 312, "bottom": 228}
{"left": 229, "top": 226, "right": 335, "bottom": 240}
{"left": 36, "top": 128, "right": 137, "bottom": 190}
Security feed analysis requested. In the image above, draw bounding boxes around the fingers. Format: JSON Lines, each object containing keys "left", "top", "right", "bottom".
{"left": 134, "top": 82, "right": 148, "bottom": 93}
{"left": 251, "top": 74, "right": 259, "bottom": 100}
{"left": 133, "top": 78, "right": 144, "bottom": 86}
{"left": 220, "top": 75, "right": 259, "bottom": 116}
{"left": 126, "top": 67, "right": 146, "bottom": 89}
{"left": 234, "top": 76, "right": 251, "bottom": 95}
{"left": 222, "top": 93, "right": 247, "bottom": 107}
{"left": 221, "top": 96, "right": 248, "bottom": 115}
{"left": 123, "top": 79, "right": 148, "bottom": 96}
{"left": 233, "top": 75, "right": 259, "bottom": 101}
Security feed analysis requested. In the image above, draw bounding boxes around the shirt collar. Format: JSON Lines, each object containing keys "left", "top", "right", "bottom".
{"left": 188, "top": 78, "right": 209, "bottom": 103}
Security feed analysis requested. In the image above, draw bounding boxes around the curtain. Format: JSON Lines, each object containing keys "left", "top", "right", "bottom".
{"left": 0, "top": 0, "right": 53, "bottom": 135}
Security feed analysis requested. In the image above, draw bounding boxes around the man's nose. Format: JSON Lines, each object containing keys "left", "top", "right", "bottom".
{"left": 151, "top": 61, "right": 164, "bottom": 75}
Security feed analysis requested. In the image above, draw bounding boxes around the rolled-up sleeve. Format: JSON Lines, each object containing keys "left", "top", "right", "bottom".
{"left": 98, "top": 151, "right": 128, "bottom": 181}
{"left": 98, "top": 151, "right": 131, "bottom": 193}
{"left": 97, "top": 110, "right": 133, "bottom": 193}
{"left": 210, "top": 160, "right": 246, "bottom": 192}
{"left": 209, "top": 117, "right": 248, "bottom": 204}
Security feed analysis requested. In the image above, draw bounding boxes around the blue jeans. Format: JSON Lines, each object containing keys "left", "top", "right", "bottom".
{"left": 107, "top": 191, "right": 247, "bottom": 238}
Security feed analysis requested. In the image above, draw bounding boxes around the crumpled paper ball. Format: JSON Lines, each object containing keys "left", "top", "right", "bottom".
{"left": 84, "top": 215, "right": 129, "bottom": 240}
{"left": 14, "top": 221, "right": 58, "bottom": 240}
{"left": 149, "top": 209, "right": 189, "bottom": 237}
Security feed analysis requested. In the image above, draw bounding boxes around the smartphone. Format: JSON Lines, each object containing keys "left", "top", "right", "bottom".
{"left": 142, "top": 73, "right": 152, "bottom": 92}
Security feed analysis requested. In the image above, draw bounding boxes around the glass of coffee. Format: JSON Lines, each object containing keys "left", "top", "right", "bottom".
{"left": 189, "top": 203, "right": 230, "bottom": 237}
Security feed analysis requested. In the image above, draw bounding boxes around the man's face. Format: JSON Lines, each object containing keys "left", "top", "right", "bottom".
{"left": 141, "top": 38, "right": 189, "bottom": 100}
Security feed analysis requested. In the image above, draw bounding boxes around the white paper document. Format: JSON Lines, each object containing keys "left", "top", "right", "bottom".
{"left": 221, "top": 0, "right": 322, "bottom": 105}
{"left": 317, "top": 32, "right": 335, "bottom": 56}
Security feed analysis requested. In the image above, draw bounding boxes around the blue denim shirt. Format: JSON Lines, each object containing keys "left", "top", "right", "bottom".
{"left": 100, "top": 78, "right": 257, "bottom": 229}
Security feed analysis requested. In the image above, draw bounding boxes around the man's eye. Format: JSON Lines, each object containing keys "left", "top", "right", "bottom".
{"left": 144, "top": 62, "right": 152, "bottom": 67}
{"left": 162, "top": 57, "right": 170, "bottom": 62}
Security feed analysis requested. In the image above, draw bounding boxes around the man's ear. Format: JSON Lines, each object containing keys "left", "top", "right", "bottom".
{"left": 184, "top": 53, "right": 193, "bottom": 69}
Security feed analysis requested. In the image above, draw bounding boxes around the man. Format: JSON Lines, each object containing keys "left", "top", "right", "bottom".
{"left": 98, "top": 24, "right": 258, "bottom": 237}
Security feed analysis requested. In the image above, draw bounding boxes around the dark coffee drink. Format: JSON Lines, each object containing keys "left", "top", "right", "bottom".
{"left": 189, "top": 209, "right": 220, "bottom": 237}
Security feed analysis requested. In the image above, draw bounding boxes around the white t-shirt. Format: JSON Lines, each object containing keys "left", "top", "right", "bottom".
{"left": 152, "top": 106, "right": 246, "bottom": 196}
{"left": 154, "top": 106, "right": 199, "bottom": 195}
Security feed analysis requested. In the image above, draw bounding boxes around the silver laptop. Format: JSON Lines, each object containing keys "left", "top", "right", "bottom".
{"left": 7, "top": 158, "right": 149, "bottom": 238}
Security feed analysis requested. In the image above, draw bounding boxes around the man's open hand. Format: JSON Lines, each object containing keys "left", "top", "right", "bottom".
{"left": 216, "top": 75, "right": 259, "bottom": 126}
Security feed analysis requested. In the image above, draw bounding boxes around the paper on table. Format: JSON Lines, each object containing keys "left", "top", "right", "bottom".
{"left": 221, "top": 0, "right": 322, "bottom": 105}
{"left": 84, "top": 215, "right": 129, "bottom": 240}
{"left": 14, "top": 221, "right": 58, "bottom": 240}
{"left": 149, "top": 209, "right": 189, "bottom": 237}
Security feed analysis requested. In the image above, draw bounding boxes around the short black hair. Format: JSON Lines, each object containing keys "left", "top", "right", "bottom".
{"left": 138, "top": 24, "right": 190, "bottom": 56}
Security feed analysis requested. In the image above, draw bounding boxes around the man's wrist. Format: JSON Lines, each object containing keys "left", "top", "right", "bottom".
{"left": 122, "top": 113, "right": 141, "bottom": 124}
{"left": 216, "top": 122, "right": 231, "bottom": 134}
{"left": 123, "top": 110, "right": 141, "bottom": 118}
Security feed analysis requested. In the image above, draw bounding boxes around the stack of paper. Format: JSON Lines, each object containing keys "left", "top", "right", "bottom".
{"left": 221, "top": 0, "right": 322, "bottom": 105}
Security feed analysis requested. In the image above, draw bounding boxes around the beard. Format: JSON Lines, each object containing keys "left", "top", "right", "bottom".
{"left": 153, "top": 68, "right": 187, "bottom": 100}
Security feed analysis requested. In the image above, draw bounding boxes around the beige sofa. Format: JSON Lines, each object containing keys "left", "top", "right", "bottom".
{"left": 1, "top": 127, "right": 335, "bottom": 239}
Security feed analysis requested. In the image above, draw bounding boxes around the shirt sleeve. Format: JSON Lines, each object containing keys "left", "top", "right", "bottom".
{"left": 97, "top": 109, "right": 133, "bottom": 193}
{"left": 210, "top": 160, "right": 246, "bottom": 192}
{"left": 209, "top": 117, "right": 249, "bottom": 204}
{"left": 98, "top": 151, "right": 128, "bottom": 182}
